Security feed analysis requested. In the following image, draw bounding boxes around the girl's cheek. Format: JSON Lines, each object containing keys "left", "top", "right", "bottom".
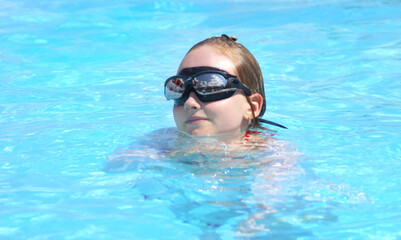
{"left": 173, "top": 105, "right": 184, "bottom": 121}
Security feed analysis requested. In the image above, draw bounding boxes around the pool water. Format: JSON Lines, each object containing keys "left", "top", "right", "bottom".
{"left": 1, "top": 0, "right": 401, "bottom": 239}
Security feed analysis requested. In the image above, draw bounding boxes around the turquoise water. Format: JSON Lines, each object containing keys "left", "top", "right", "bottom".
{"left": 1, "top": 0, "right": 401, "bottom": 239}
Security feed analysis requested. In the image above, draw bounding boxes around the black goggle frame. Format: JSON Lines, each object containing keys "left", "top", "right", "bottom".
{"left": 164, "top": 70, "right": 252, "bottom": 106}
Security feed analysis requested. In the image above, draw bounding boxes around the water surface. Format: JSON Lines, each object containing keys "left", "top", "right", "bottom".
{"left": 1, "top": 0, "right": 401, "bottom": 239}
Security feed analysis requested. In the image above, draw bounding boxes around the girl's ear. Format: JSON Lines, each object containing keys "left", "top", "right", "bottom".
{"left": 247, "top": 93, "right": 264, "bottom": 118}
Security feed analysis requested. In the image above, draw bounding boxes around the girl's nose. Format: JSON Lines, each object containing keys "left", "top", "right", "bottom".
{"left": 184, "top": 92, "right": 201, "bottom": 111}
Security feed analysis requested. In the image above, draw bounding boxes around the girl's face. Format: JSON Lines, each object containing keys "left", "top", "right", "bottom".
{"left": 173, "top": 45, "right": 252, "bottom": 136}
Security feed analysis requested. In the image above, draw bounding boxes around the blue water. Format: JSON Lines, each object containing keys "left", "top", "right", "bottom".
{"left": 1, "top": 0, "right": 401, "bottom": 239}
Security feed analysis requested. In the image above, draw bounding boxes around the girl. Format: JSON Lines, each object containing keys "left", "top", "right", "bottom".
{"left": 165, "top": 34, "right": 287, "bottom": 138}
{"left": 106, "top": 34, "right": 292, "bottom": 171}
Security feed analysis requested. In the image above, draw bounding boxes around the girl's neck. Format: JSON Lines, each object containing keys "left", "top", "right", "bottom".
{"left": 179, "top": 128, "right": 252, "bottom": 144}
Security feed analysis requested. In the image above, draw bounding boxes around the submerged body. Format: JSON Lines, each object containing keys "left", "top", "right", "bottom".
{"left": 105, "top": 128, "right": 300, "bottom": 237}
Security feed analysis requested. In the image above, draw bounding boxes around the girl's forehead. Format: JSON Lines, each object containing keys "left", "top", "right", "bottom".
{"left": 177, "top": 45, "right": 237, "bottom": 76}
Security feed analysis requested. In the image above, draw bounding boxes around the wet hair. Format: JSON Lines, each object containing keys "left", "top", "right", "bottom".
{"left": 186, "top": 34, "right": 266, "bottom": 128}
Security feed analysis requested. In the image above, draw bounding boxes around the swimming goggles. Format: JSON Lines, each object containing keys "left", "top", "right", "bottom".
{"left": 164, "top": 66, "right": 287, "bottom": 129}
{"left": 164, "top": 67, "right": 251, "bottom": 106}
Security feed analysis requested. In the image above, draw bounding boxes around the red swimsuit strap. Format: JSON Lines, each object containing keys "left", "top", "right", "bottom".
{"left": 244, "top": 130, "right": 262, "bottom": 139}
{"left": 244, "top": 130, "right": 275, "bottom": 141}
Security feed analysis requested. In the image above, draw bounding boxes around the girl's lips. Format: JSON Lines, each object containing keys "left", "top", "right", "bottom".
{"left": 186, "top": 116, "right": 208, "bottom": 124}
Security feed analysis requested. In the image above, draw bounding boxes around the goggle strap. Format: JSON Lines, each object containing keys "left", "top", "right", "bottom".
{"left": 259, "top": 119, "right": 288, "bottom": 129}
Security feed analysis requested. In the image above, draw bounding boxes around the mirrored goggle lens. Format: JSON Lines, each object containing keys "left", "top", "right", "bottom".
{"left": 193, "top": 73, "right": 228, "bottom": 91}
{"left": 165, "top": 73, "right": 235, "bottom": 100}
{"left": 165, "top": 77, "right": 186, "bottom": 100}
